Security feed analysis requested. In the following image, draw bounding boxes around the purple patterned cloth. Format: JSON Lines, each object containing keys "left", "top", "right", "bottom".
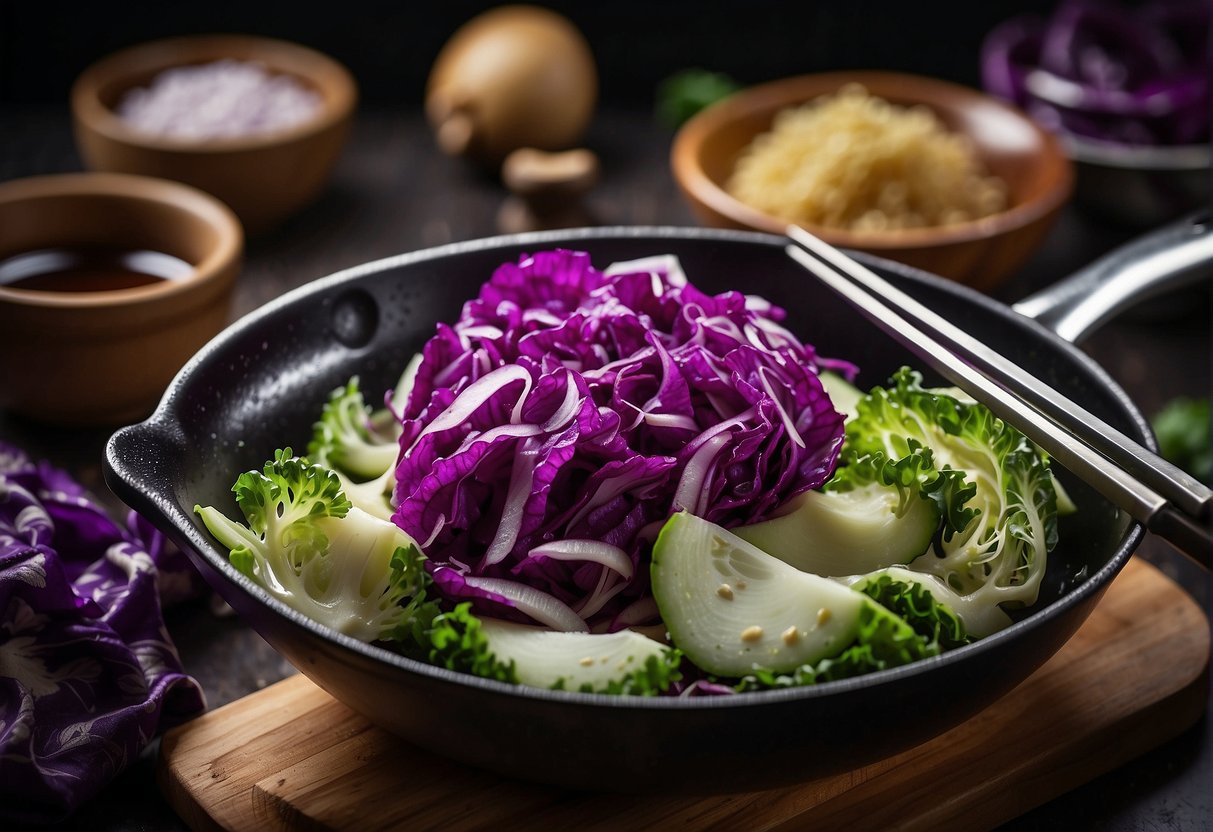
{"left": 0, "top": 442, "right": 206, "bottom": 824}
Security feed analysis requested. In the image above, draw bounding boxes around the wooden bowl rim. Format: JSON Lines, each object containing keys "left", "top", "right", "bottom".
{"left": 0, "top": 172, "right": 242, "bottom": 310}
{"left": 70, "top": 34, "right": 357, "bottom": 155}
{"left": 671, "top": 70, "right": 1074, "bottom": 251}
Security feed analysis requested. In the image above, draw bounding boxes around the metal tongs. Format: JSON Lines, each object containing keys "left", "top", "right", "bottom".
{"left": 785, "top": 225, "right": 1212, "bottom": 568}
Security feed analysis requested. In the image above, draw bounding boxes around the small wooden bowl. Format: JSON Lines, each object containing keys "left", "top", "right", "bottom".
{"left": 672, "top": 72, "right": 1074, "bottom": 291}
{"left": 0, "top": 173, "right": 242, "bottom": 426}
{"left": 71, "top": 35, "right": 356, "bottom": 234}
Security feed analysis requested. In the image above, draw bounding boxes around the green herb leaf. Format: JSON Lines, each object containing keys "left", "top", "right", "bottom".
{"left": 656, "top": 68, "right": 741, "bottom": 128}
{"left": 1152, "top": 396, "right": 1211, "bottom": 483}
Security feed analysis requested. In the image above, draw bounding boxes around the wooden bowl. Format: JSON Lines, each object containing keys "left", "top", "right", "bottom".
{"left": 0, "top": 173, "right": 242, "bottom": 426}
{"left": 71, "top": 35, "right": 356, "bottom": 234}
{"left": 672, "top": 72, "right": 1074, "bottom": 291}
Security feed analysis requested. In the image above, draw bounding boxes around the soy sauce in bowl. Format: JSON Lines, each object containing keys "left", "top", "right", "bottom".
{"left": 0, "top": 246, "right": 193, "bottom": 292}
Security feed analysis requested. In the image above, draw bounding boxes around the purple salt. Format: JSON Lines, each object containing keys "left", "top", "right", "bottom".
{"left": 116, "top": 59, "right": 323, "bottom": 140}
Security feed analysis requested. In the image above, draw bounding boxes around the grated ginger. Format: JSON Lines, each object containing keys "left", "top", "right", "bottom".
{"left": 726, "top": 84, "right": 1007, "bottom": 232}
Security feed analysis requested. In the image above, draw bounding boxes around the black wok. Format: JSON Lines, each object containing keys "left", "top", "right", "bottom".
{"left": 103, "top": 219, "right": 1211, "bottom": 793}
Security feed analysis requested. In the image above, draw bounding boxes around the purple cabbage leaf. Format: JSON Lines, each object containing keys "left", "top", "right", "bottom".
{"left": 389, "top": 251, "right": 849, "bottom": 631}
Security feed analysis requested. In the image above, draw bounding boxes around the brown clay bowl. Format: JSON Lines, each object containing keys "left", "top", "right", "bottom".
{"left": 671, "top": 72, "right": 1075, "bottom": 291}
{"left": 0, "top": 173, "right": 242, "bottom": 426}
{"left": 71, "top": 34, "right": 356, "bottom": 234}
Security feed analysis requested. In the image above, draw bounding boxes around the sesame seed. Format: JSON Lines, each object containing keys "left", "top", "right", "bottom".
{"left": 817, "top": 607, "right": 832, "bottom": 626}
{"left": 579, "top": 657, "right": 594, "bottom": 667}
{"left": 740, "top": 625, "right": 763, "bottom": 642}
{"left": 716, "top": 583, "right": 734, "bottom": 600}
{"left": 781, "top": 626, "right": 799, "bottom": 646}
{"left": 736, "top": 580, "right": 748, "bottom": 590}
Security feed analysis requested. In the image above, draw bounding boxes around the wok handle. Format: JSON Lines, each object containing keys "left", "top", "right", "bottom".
{"left": 1011, "top": 210, "right": 1213, "bottom": 344}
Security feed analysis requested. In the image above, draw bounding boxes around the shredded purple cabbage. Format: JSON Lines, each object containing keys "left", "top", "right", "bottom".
{"left": 0, "top": 443, "right": 206, "bottom": 825}
{"left": 982, "top": 0, "right": 1211, "bottom": 146}
{"left": 391, "top": 251, "right": 851, "bottom": 630}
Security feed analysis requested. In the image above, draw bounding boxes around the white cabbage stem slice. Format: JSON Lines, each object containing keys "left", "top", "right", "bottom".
{"left": 651, "top": 511, "right": 868, "bottom": 677}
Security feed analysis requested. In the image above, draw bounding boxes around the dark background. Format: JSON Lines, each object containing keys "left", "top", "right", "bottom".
{"left": 0, "top": 0, "right": 1059, "bottom": 110}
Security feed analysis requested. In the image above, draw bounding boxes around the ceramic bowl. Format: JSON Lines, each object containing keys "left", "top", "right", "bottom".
{"left": 71, "top": 34, "right": 356, "bottom": 234}
{"left": 0, "top": 173, "right": 242, "bottom": 426}
{"left": 1064, "top": 137, "right": 1211, "bottom": 229}
{"left": 671, "top": 72, "right": 1074, "bottom": 291}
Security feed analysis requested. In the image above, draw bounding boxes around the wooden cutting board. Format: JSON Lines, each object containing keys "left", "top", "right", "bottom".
{"left": 159, "top": 557, "right": 1209, "bottom": 832}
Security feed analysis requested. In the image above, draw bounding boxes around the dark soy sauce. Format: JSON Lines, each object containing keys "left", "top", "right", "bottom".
{"left": 0, "top": 246, "right": 193, "bottom": 292}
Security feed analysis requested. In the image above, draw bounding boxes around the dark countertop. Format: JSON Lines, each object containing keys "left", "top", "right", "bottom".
{"left": 2, "top": 107, "right": 1210, "bottom": 830}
